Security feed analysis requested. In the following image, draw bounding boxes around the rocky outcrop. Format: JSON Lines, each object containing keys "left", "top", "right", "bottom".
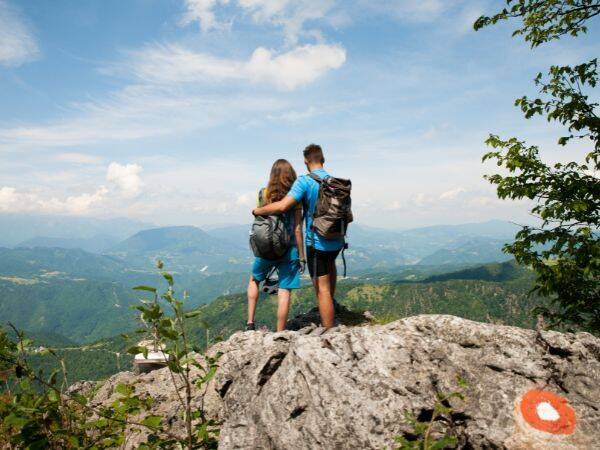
{"left": 86, "top": 315, "right": 600, "bottom": 449}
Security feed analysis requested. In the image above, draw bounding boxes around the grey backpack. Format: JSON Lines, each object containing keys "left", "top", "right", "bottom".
{"left": 249, "top": 189, "right": 292, "bottom": 260}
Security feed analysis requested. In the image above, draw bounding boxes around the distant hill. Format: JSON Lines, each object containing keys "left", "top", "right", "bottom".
{"left": 401, "top": 220, "right": 520, "bottom": 239}
{"left": 0, "top": 213, "right": 150, "bottom": 247}
{"left": 108, "top": 226, "right": 251, "bottom": 273}
{"left": 206, "top": 220, "right": 520, "bottom": 269}
{"left": 5, "top": 328, "right": 77, "bottom": 348}
{"left": 422, "top": 260, "right": 525, "bottom": 283}
{"left": 0, "top": 247, "right": 130, "bottom": 280}
{"left": 206, "top": 224, "right": 251, "bottom": 249}
{"left": 417, "top": 238, "right": 512, "bottom": 266}
{"left": 17, "top": 235, "right": 119, "bottom": 254}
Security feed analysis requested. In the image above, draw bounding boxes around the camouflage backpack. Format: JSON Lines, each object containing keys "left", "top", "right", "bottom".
{"left": 308, "top": 173, "right": 353, "bottom": 240}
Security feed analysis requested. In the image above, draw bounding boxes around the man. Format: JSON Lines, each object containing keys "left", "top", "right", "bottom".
{"left": 253, "top": 144, "right": 344, "bottom": 329}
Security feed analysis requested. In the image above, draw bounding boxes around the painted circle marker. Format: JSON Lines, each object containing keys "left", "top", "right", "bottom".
{"left": 536, "top": 401, "right": 560, "bottom": 421}
{"left": 520, "top": 390, "right": 576, "bottom": 435}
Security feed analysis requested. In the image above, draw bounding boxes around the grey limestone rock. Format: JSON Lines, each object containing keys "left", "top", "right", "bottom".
{"left": 89, "top": 315, "right": 600, "bottom": 449}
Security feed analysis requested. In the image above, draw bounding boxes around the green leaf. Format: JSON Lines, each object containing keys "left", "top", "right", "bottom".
{"left": 141, "top": 415, "right": 162, "bottom": 428}
{"left": 430, "top": 435, "right": 458, "bottom": 449}
{"left": 162, "top": 272, "right": 174, "bottom": 286}
{"left": 133, "top": 285, "right": 157, "bottom": 293}
{"left": 73, "top": 393, "right": 88, "bottom": 406}
{"left": 115, "top": 383, "right": 133, "bottom": 397}
{"left": 47, "top": 389, "right": 60, "bottom": 403}
{"left": 3, "top": 413, "right": 28, "bottom": 429}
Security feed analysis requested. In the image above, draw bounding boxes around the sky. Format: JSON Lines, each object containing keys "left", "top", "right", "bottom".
{"left": 0, "top": 0, "right": 598, "bottom": 229}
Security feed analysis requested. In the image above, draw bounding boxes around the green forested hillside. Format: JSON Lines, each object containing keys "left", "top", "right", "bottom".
{"left": 0, "top": 278, "right": 139, "bottom": 343}
{"left": 422, "top": 260, "right": 524, "bottom": 283}
{"left": 0, "top": 248, "right": 250, "bottom": 347}
{"left": 417, "top": 238, "right": 511, "bottom": 266}
{"left": 25, "top": 261, "right": 543, "bottom": 384}
{"left": 27, "top": 336, "right": 136, "bottom": 385}
{"left": 0, "top": 247, "right": 130, "bottom": 279}
{"left": 17, "top": 235, "right": 120, "bottom": 254}
{"left": 185, "top": 263, "right": 541, "bottom": 347}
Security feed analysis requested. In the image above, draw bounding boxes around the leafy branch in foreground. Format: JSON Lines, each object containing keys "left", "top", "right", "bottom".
{"left": 475, "top": 1, "right": 600, "bottom": 333}
{"left": 0, "top": 324, "right": 164, "bottom": 449}
{"left": 474, "top": 0, "right": 600, "bottom": 48}
{"left": 129, "top": 260, "right": 221, "bottom": 449}
{"left": 393, "top": 377, "right": 468, "bottom": 450}
{"left": 0, "top": 261, "right": 221, "bottom": 449}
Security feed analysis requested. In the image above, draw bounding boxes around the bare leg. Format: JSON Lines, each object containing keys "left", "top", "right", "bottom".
{"left": 247, "top": 276, "right": 259, "bottom": 325}
{"left": 276, "top": 289, "right": 291, "bottom": 331}
{"left": 315, "top": 275, "right": 335, "bottom": 328}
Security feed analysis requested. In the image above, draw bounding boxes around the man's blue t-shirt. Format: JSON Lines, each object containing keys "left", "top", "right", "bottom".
{"left": 288, "top": 168, "right": 344, "bottom": 252}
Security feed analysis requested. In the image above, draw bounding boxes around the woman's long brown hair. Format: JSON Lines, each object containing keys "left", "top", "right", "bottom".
{"left": 266, "top": 159, "right": 297, "bottom": 204}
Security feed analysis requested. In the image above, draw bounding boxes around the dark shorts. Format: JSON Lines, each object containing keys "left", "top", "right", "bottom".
{"left": 307, "top": 247, "right": 341, "bottom": 279}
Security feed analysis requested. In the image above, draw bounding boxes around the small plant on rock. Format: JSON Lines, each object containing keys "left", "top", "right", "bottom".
{"left": 393, "top": 377, "right": 468, "bottom": 450}
{"left": 128, "top": 260, "right": 221, "bottom": 449}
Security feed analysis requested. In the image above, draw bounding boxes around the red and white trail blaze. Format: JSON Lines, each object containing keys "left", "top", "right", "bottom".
{"left": 519, "top": 389, "right": 577, "bottom": 435}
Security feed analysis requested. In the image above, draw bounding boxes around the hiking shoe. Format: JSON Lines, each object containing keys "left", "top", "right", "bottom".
{"left": 245, "top": 323, "right": 256, "bottom": 331}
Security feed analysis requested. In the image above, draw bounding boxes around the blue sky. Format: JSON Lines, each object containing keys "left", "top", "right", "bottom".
{"left": 1, "top": 0, "right": 598, "bottom": 228}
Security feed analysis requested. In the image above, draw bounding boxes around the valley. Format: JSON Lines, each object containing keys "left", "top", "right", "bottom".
{"left": 0, "top": 214, "right": 544, "bottom": 385}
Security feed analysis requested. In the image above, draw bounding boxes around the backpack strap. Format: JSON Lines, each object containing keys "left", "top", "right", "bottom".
{"left": 308, "top": 173, "right": 322, "bottom": 183}
{"left": 258, "top": 188, "right": 266, "bottom": 207}
{"left": 341, "top": 242, "right": 348, "bottom": 278}
{"left": 306, "top": 174, "right": 321, "bottom": 259}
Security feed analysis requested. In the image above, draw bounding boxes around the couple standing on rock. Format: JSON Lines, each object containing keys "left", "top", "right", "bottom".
{"left": 246, "top": 144, "right": 353, "bottom": 332}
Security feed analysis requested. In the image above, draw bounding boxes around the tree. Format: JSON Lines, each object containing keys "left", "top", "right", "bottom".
{"left": 474, "top": 1, "right": 600, "bottom": 333}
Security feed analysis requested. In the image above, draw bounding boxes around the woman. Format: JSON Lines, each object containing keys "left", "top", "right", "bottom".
{"left": 246, "top": 159, "right": 305, "bottom": 332}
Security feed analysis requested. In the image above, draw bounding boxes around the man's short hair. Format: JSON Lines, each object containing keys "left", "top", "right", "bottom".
{"left": 303, "top": 144, "right": 325, "bottom": 164}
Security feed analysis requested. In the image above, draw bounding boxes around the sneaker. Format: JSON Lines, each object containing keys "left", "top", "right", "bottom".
{"left": 245, "top": 323, "right": 256, "bottom": 331}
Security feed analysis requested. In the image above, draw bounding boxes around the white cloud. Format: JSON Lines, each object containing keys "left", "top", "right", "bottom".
{"left": 106, "top": 162, "right": 143, "bottom": 198}
{"left": 0, "top": 185, "right": 107, "bottom": 215}
{"left": 55, "top": 152, "right": 103, "bottom": 165}
{"left": 238, "top": 0, "right": 336, "bottom": 44}
{"left": 182, "top": 0, "right": 336, "bottom": 43}
{"left": 0, "top": 186, "right": 20, "bottom": 211}
{"left": 0, "top": 84, "right": 286, "bottom": 147}
{"left": 439, "top": 187, "right": 467, "bottom": 200}
{"left": 181, "top": 0, "right": 230, "bottom": 31}
{"left": 129, "top": 43, "right": 346, "bottom": 91}
{"left": 235, "top": 191, "right": 256, "bottom": 207}
{"left": 0, "top": 0, "right": 39, "bottom": 67}
{"left": 59, "top": 187, "right": 109, "bottom": 214}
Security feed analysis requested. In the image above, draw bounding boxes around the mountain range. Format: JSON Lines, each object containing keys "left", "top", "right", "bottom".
{"left": 0, "top": 214, "right": 528, "bottom": 350}
{"left": 1, "top": 214, "right": 522, "bottom": 272}
{"left": 107, "top": 225, "right": 251, "bottom": 273}
{"left": 0, "top": 214, "right": 150, "bottom": 248}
